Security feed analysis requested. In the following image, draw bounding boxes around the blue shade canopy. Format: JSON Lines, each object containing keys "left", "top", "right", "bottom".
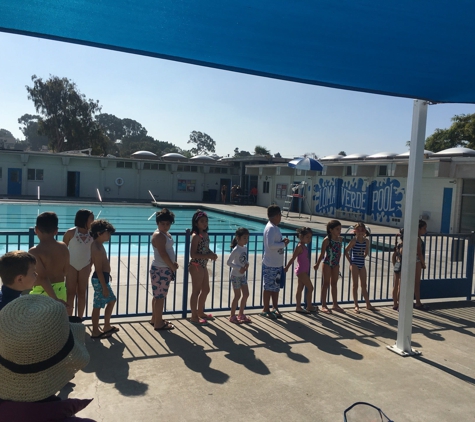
{"left": 1, "top": 1, "right": 475, "bottom": 103}
{"left": 288, "top": 157, "right": 324, "bottom": 172}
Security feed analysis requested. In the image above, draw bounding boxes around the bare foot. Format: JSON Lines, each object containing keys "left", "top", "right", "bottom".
{"left": 332, "top": 306, "right": 345, "bottom": 313}
{"left": 366, "top": 305, "right": 379, "bottom": 311}
{"left": 321, "top": 307, "right": 332, "bottom": 314}
{"left": 354, "top": 307, "right": 360, "bottom": 314}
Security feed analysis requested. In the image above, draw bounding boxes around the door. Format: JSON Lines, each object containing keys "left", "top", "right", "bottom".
{"left": 67, "top": 171, "right": 80, "bottom": 197}
{"left": 440, "top": 187, "right": 452, "bottom": 233}
{"left": 7, "top": 168, "right": 22, "bottom": 195}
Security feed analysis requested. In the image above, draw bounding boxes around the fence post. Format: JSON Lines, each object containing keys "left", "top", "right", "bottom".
{"left": 181, "top": 229, "right": 191, "bottom": 319}
{"left": 28, "top": 227, "right": 35, "bottom": 249}
{"left": 466, "top": 231, "right": 475, "bottom": 301}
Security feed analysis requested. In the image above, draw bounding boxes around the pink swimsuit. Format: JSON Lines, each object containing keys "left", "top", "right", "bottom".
{"left": 295, "top": 244, "right": 310, "bottom": 275}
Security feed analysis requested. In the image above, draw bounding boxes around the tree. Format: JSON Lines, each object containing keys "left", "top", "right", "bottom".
{"left": 274, "top": 152, "right": 282, "bottom": 158}
{"left": 233, "top": 148, "right": 251, "bottom": 157}
{"left": 26, "top": 75, "right": 106, "bottom": 152}
{"left": 425, "top": 113, "right": 475, "bottom": 152}
{"left": 187, "top": 131, "right": 215, "bottom": 155}
{"left": 254, "top": 145, "right": 270, "bottom": 155}
{"left": 338, "top": 151, "right": 347, "bottom": 156}
{"left": 0, "top": 129, "right": 15, "bottom": 139}
{"left": 18, "top": 114, "right": 49, "bottom": 151}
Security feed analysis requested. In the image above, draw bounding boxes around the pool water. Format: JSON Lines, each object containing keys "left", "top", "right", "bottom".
{"left": 0, "top": 202, "right": 301, "bottom": 255}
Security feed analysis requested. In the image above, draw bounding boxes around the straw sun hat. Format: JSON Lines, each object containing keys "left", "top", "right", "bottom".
{"left": 0, "top": 295, "right": 90, "bottom": 402}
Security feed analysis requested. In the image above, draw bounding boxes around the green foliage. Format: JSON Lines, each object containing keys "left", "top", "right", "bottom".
{"left": 425, "top": 113, "right": 475, "bottom": 152}
{"left": 25, "top": 75, "right": 109, "bottom": 153}
{"left": 338, "top": 151, "right": 347, "bottom": 156}
{"left": 187, "top": 131, "right": 215, "bottom": 155}
{"left": 254, "top": 145, "right": 270, "bottom": 155}
{"left": 234, "top": 148, "right": 251, "bottom": 157}
{"left": 17, "top": 114, "right": 49, "bottom": 151}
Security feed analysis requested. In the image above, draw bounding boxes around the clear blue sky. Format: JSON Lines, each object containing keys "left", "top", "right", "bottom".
{"left": 2, "top": 32, "right": 475, "bottom": 159}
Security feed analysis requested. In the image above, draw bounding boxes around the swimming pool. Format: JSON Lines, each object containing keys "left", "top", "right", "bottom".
{"left": 0, "top": 202, "right": 298, "bottom": 255}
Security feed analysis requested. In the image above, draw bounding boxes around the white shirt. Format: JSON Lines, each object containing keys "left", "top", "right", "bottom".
{"left": 152, "top": 230, "right": 175, "bottom": 268}
{"left": 227, "top": 244, "right": 248, "bottom": 277}
{"left": 262, "top": 221, "right": 285, "bottom": 267}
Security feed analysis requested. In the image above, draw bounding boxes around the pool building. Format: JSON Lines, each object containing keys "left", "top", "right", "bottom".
{"left": 0, "top": 147, "right": 474, "bottom": 233}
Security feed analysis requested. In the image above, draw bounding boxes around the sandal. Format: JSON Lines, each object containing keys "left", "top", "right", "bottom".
{"left": 229, "top": 315, "right": 241, "bottom": 324}
{"left": 155, "top": 321, "right": 175, "bottom": 331}
{"left": 321, "top": 307, "right": 332, "bottom": 314}
{"left": 296, "top": 309, "right": 311, "bottom": 314}
{"left": 199, "top": 314, "right": 215, "bottom": 320}
{"left": 189, "top": 318, "right": 208, "bottom": 326}
{"left": 259, "top": 311, "right": 277, "bottom": 319}
{"left": 238, "top": 315, "right": 252, "bottom": 323}
{"left": 271, "top": 309, "right": 283, "bottom": 319}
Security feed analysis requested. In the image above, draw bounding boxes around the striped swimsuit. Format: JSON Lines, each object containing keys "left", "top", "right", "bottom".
{"left": 350, "top": 240, "right": 366, "bottom": 269}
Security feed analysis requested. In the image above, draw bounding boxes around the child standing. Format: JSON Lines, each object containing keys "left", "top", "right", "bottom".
{"left": 0, "top": 251, "right": 37, "bottom": 311}
{"left": 63, "top": 209, "right": 94, "bottom": 318}
{"left": 227, "top": 227, "right": 251, "bottom": 324}
{"left": 414, "top": 220, "right": 428, "bottom": 310}
{"left": 29, "top": 212, "right": 69, "bottom": 307}
{"left": 261, "top": 205, "right": 289, "bottom": 319}
{"left": 284, "top": 227, "right": 317, "bottom": 314}
{"left": 391, "top": 229, "right": 403, "bottom": 310}
{"left": 189, "top": 210, "right": 218, "bottom": 326}
{"left": 344, "top": 222, "right": 378, "bottom": 313}
{"left": 150, "top": 208, "right": 178, "bottom": 331}
{"left": 314, "top": 219, "right": 344, "bottom": 314}
{"left": 89, "top": 219, "right": 118, "bottom": 339}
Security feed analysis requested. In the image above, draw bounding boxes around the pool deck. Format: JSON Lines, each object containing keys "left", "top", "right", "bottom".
{"left": 58, "top": 203, "right": 475, "bottom": 421}
{"left": 69, "top": 300, "right": 475, "bottom": 421}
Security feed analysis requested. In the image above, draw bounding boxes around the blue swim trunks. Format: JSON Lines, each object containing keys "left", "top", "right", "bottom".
{"left": 262, "top": 264, "right": 285, "bottom": 292}
{"left": 91, "top": 275, "right": 116, "bottom": 308}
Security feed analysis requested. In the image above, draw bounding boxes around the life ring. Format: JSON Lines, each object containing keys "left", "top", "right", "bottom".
{"left": 115, "top": 177, "right": 124, "bottom": 187}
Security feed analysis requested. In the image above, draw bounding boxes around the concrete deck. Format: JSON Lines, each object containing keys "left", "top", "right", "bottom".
{"left": 65, "top": 301, "right": 475, "bottom": 421}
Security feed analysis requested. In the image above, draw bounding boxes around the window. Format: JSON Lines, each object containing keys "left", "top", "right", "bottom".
{"left": 177, "top": 165, "right": 198, "bottom": 172}
{"left": 275, "top": 183, "right": 288, "bottom": 198}
{"left": 27, "top": 169, "right": 44, "bottom": 181}
{"left": 346, "top": 166, "right": 352, "bottom": 176}
{"left": 117, "top": 161, "right": 133, "bottom": 168}
{"left": 0, "top": 167, "right": 2, "bottom": 179}
{"left": 177, "top": 179, "right": 196, "bottom": 192}
{"left": 144, "top": 163, "right": 159, "bottom": 170}
{"left": 210, "top": 167, "right": 228, "bottom": 174}
{"left": 378, "top": 165, "right": 388, "bottom": 176}
{"left": 263, "top": 181, "right": 270, "bottom": 194}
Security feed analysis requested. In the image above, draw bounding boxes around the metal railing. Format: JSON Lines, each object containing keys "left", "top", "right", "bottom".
{"left": 0, "top": 229, "right": 473, "bottom": 319}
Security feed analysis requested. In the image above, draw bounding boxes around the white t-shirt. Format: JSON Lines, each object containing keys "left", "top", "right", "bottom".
{"left": 152, "top": 230, "right": 175, "bottom": 268}
{"left": 227, "top": 244, "right": 248, "bottom": 277}
{"left": 262, "top": 221, "right": 285, "bottom": 267}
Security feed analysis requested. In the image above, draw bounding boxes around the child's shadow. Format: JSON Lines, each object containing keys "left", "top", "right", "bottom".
{"left": 203, "top": 324, "right": 270, "bottom": 375}
{"left": 82, "top": 336, "right": 149, "bottom": 396}
{"left": 243, "top": 324, "right": 309, "bottom": 363}
{"left": 162, "top": 331, "right": 229, "bottom": 384}
{"left": 285, "top": 317, "right": 364, "bottom": 360}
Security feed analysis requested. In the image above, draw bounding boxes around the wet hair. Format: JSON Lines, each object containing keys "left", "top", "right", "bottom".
{"left": 156, "top": 208, "right": 175, "bottom": 225}
{"left": 231, "top": 227, "right": 250, "bottom": 249}
{"left": 419, "top": 219, "right": 427, "bottom": 229}
{"left": 353, "top": 222, "right": 371, "bottom": 237}
{"left": 0, "top": 251, "right": 36, "bottom": 286}
{"left": 191, "top": 209, "right": 208, "bottom": 235}
{"left": 326, "top": 219, "right": 341, "bottom": 236}
{"left": 89, "top": 219, "right": 116, "bottom": 239}
{"left": 36, "top": 212, "right": 58, "bottom": 234}
{"left": 74, "top": 209, "right": 93, "bottom": 229}
{"left": 267, "top": 205, "right": 281, "bottom": 219}
{"left": 296, "top": 227, "right": 313, "bottom": 239}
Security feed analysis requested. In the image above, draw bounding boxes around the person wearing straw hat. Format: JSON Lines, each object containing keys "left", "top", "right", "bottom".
{"left": 0, "top": 295, "right": 93, "bottom": 421}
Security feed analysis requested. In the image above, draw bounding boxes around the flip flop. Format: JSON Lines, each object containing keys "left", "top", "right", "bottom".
{"left": 271, "top": 309, "right": 283, "bottom": 319}
{"left": 155, "top": 321, "right": 175, "bottom": 331}
{"left": 90, "top": 331, "right": 112, "bottom": 339}
{"left": 199, "top": 314, "right": 215, "bottom": 320}
{"left": 296, "top": 309, "right": 311, "bottom": 314}
{"left": 259, "top": 311, "right": 277, "bottom": 319}
{"left": 189, "top": 319, "right": 208, "bottom": 326}
{"left": 321, "top": 307, "right": 332, "bottom": 314}
{"left": 102, "top": 327, "right": 120, "bottom": 335}
{"left": 332, "top": 307, "right": 345, "bottom": 313}
{"left": 414, "top": 304, "right": 430, "bottom": 311}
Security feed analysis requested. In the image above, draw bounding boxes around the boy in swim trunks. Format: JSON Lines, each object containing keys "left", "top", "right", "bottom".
{"left": 261, "top": 205, "right": 289, "bottom": 319}
{"left": 29, "top": 212, "right": 69, "bottom": 307}
{"left": 90, "top": 219, "right": 118, "bottom": 339}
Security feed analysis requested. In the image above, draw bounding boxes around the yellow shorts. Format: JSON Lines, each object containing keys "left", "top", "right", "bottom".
{"left": 30, "top": 281, "right": 67, "bottom": 301}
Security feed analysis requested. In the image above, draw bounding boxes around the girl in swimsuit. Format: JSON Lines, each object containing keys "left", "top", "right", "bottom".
{"left": 284, "top": 227, "right": 317, "bottom": 314}
{"left": 63, "top": 209, "right": 94, "bottom": 318}
{"left": 189, "top": 210, "right": 218, "bottom": 326}
{"left": 414, "top": 220, "right": 428, "bottom": 310}
{"left": 314, "top": 220, "right": 343, "bottom": 313}
{"left": 391, "top": 229, "right": 403, "bottom": 310}
{"left": 344, "top": 222, "right": 377, "bottom": 313}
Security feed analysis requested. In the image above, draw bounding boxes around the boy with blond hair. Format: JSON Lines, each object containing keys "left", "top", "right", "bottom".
{"left": 0, "top": 250, "right": 37, "bottom": 311}
{"left": 29, "top": 212, "right": 69, "bottom": 306}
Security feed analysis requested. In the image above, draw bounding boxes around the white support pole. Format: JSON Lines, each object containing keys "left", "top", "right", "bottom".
{"left": 388, "top": 99, "right": 428, "bottom": 356}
